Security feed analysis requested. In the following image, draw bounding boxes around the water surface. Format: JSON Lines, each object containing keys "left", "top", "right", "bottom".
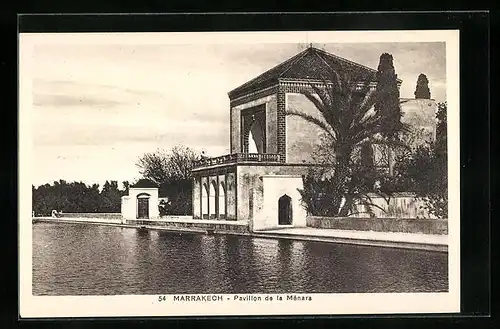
{"left": 32, "top": 222, "right": 448, "bottom": 295}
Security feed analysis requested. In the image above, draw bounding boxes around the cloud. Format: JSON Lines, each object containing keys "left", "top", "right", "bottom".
{"left": 33, "top": 78, "right": 164, "bottom": 109}
{"left": 34, "top": 79, "right": 162, "bottom": 98}
{"left": 33, "top": 93, "right": 124, "bottom": 108}
{"left": 29, "top": 40, "right": 449, "bottom": 184}
{"left": 33, "top": 120, "right": 228, "bottom": 148}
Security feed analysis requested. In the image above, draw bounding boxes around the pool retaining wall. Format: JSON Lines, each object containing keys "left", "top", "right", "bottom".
{"left": 33, "top": 217, "right": 447, "bottom": 252}
{"left": 58, "top": 213, "right": 122, "bottom": 219}
{"left": 125, "top": 219, "right": 251, "bottom": 234}
{"left": 306, "top": 216, "right": 448, "bottom": 235}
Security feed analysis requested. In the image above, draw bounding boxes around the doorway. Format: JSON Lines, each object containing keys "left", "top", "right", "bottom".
{"left": 278, "top": 194, "right": 292, "bottom": 225}
{"left": 137, "top": 197, "right": 149, "bottom": 219}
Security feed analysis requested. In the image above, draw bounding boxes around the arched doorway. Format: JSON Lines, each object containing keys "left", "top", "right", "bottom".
{"left": 209, "top": 181, "right": 217, "bottom": 219}
{"left": 278, "top": 194, "right": 292, "bottom": 225}
{"left": 137, "top": 193, "right": 150, "bottom": 219}
{"left": 202, "top": 183, "right": 209, "bottom": 219}
{"left": 219, "top": 181, "right": 226, "bottom": 220}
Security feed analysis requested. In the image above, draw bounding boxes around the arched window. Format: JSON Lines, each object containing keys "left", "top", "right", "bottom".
{"left": 202, "top": 183, "right": 209, "bottom": 219}
{"left": 248, "top": 129, "right": 258, "bottom": 153}
{"left": 248, "top": 120, "right": 265, "bottom": 153}
{"left": 209, "top": 180, "right": 217, "bottom": 219}
{"left": 219, "top": 181, "right": 226, "bottom": 220}
{"left": 241, "top": 106, "right": 266, "bottom": 154}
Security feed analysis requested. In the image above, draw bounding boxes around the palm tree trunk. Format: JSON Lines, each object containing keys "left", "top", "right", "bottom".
{"left": 330, "top": 148, "right": 351, "bottom": 216}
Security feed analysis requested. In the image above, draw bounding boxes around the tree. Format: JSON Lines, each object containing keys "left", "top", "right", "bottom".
{"left": 390, "top": 102, "right": 448, "bottom": 218}
{"left": 372, "top": 53, "right": 405, "bottom": 176}
{"left": 32, "top": 180, "right": 129, "bottom": 215}
{"left": 136, "top": 145, "right": 203, "bottom": 215}
{"left": 414, "top": 73, "right": 431, "bottom": 99}
{"left": 121, "top": 181, "right": 130, "bottom": 196}
{"left": 136, "top": 145, "right": 201, "bottom": 185}
{"left": 435, "top": 101, "right": 447, "bottom": 156}
{"left": 424, "top": 102, "right": 447, "bottom": 218}
{"left": 85, "top": 183, "right": 102, "bottom": 212}
{"left": 287, "top": 64, "right": 407, "bottom": 217}
{"left": 100, "top": 180, "right": 122, "bottom": 212}
{"left": 374, "top": 53, "right": 403, "bottom": 140}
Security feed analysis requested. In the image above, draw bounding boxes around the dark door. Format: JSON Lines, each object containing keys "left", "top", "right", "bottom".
{"left": 278, "top": 194, "right": 292, "bottom": 225}
{"left": 137, "top": 198, "right": 149, "bottom": 219}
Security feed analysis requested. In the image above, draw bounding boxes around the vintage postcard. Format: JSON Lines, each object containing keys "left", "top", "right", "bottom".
{"left": 19, "top": 29, "right": 460, "bottom": 317}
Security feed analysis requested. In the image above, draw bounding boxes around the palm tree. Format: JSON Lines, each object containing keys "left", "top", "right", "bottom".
{"left": 287, "top": 69, "right": 408, "bottom": 217}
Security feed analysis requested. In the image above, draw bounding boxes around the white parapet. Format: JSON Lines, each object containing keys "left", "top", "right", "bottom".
{"left": 251, "top": 175, "right": 307, "bottom": 231}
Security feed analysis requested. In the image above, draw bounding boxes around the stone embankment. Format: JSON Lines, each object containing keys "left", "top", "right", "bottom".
{"left": 33, "top": 214, "right": 448, "bottom": 252}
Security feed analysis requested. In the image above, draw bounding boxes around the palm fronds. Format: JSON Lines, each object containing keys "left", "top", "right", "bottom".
{"left": 289, "top": 65, "right": 406, "bottom": 217}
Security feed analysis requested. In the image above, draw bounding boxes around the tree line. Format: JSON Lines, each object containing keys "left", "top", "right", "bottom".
{"left": 32, "top": 146, "right": 204, "bottom": 217}
{"left": 32, "top": 180, "right": 129, "bottom": 216}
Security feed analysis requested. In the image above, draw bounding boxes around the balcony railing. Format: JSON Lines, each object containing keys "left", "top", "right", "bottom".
{"left": 193, "top": 153, "right": 283, "bottom": 169}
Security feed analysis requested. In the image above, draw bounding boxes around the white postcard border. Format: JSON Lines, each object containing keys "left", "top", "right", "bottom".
{"left": 19, "top": 29, "right": 461, "bottom": 318}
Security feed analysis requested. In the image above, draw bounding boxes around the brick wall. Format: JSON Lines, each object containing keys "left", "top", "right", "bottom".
{"left": 230, "top": 94, "right": 277, "bottom": 155}
{"left": 277, "top": 85, "right": 286, "bottom": 160}
{"left": 286, "top": 93, "right": 327, "bottom": 163}
{"left": 229, "top": 81, "right": 325, "bottom": 163}
{"left": 278, "top": 81, "right": 330, "bottom": 163}
{"left": 266, "top": 95, "right": 278, "bottom": 153}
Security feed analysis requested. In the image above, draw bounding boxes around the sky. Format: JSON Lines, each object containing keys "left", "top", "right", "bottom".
{"left": 25, "top": 34, "right": 447, "bottom": 188}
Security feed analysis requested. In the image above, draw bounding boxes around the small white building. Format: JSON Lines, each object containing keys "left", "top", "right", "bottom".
{"left": 250, "top": 175, "right": 307, "bottom": 231}
{"left": 121, "top": 180, "right": 160, "bottom": 222}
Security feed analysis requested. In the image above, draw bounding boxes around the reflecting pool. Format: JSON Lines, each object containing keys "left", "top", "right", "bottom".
{"left": 32, "top": 222, "right": 448, "bottom": 295}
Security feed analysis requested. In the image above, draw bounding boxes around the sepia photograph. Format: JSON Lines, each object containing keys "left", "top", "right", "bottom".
{"left": 19, "top": 29, "right": 460, "bottom": 317}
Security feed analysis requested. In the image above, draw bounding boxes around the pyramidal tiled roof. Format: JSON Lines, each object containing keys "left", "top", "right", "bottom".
{"left": 228, "top": 47, "right": 402, "bottom": 100}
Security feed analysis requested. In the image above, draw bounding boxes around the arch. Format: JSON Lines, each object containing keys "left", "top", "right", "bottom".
{"left": 278, "top": 194, "right": 293, "bottom": 225}
{"left": 209, "top": 180, "right": 217, "bottom": 219}
{"left": 136, "top": 192, "right": 151, "bottom": 198}
{"left": 241, "top": 108, "right": 266, "bottom": 154}
{"left": 246, "top": 119, "right": 265, "bottom": 154}
{"left": 218, "top": 181, "right": 226, "bottom": 219}
{"left": 248, "top": 130, "right": 259, "bottom": 153}
{"left": 202, "top": 183, "right": 209, "bottom": 219}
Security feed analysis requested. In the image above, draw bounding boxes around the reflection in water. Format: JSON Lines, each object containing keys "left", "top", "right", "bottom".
{"left": 251, "top": 238, "right": 281, "bottom": 288}
{"left": 32, "top": 223, "right": 448, "bottom": 295}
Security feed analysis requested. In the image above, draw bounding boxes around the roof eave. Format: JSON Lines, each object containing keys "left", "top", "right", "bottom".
{"left": 228, "top": 47, "right": 404, "bottom": 98}
{"left": 228, "top": 48, "right": 311, "bottom": 99}
{"left": 228, "top": 77, "right": 279, "bottom": 100}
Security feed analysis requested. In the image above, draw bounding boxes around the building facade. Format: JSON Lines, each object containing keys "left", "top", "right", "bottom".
{"left": 121, "top": 180, "right": 160, "bottom": 222}
{"left": 192, "top": 47, "right": 438, "bottom": 230}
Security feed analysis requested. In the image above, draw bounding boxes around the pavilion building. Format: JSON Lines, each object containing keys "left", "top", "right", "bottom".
{"left": 191, "top": 47, "right": 438, "bottom": 231}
